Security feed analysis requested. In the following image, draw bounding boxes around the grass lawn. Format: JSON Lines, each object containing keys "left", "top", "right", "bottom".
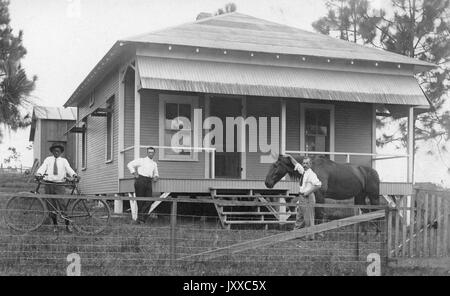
{"left": 0, "top": 172, "right": 387, "bottom": 276}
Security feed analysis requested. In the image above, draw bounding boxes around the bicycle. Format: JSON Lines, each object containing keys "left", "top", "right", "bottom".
{"left": 4, "top": 175, "right": 111, "bottom": 235}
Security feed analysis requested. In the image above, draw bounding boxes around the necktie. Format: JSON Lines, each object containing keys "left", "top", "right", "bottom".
{"left": 53, "top": 158, "right": 58, "bottom": 175}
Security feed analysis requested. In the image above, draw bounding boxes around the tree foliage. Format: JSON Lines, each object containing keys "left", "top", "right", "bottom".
{"left": 0, "top": 0, "right": 36, "bottom": 141}
{"left": 312, "top": 0, "right": 450, "bottom": 152}
{"left": 196, "top": 2, "right": 237, "bottom": 20}
{"left": 3, "top": 146, "right": 20, "bottom": 166}
{"left": 215, "top": 2, "right": 237, "bottom": 15}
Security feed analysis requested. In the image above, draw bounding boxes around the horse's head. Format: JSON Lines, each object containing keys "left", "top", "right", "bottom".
{"left": 265, "top": 154, "right": 303, "bottom": 188}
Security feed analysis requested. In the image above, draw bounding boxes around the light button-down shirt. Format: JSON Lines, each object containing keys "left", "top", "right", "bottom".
{"left": 36, "top": 156, "right": 76, "bottom": 182}
{"left": 294, "top": 164, "right": 322, "bottom": 195}
{"left": 127, "top": 157, "right": 159, "bottom": 178}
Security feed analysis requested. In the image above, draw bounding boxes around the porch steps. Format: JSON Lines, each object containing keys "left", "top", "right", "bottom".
{"left": 210, "top": 188, "right": 296, "bottom": 229}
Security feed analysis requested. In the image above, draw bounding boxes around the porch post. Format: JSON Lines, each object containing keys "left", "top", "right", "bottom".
{"left": 118, "top": 67, "right": 125, "bottom": 179}
{"left": 204, "top": 95, "right": 210, "bottom": 179}
{"left": 407, "top": 107, "right": 414, "bottom": 183}
{"left": 134, "top": 61, "right": 141, "bottom": 160}
{"left": 280, "top": 99, "right": 286, "bottom": 155}
{"left": 115, "top": 65, "right": 127, "bottom": 214}
{"left": 371, "top": 104, "right": 377, "bottom": 170}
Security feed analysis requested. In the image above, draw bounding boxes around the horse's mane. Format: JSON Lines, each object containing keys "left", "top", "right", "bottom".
{"left": 279, "top": 155, "right": 302, "bottom": 181}
{"left": 281, "top": 154, "right": 332, "bottom": 181}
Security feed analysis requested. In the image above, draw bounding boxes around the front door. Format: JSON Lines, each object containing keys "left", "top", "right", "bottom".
{"left": 210, "top": 97, "right": 242, "bottom": 178}
{"left": 301, "top": 103, "right": 335, "bottom": 159}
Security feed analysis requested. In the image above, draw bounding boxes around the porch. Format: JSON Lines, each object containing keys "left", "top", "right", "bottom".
{"left": 119, "top": 144, "right": 414, "bottom": 196}
{"left": 118, "top": 177, "right": 414, "bottom": 196}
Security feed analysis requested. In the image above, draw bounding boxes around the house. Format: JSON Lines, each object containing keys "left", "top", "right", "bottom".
{"left": 63, "top": 13, "right": 432, "bottom": 200}
{"left": 29, "top": 105, "right": 77, "bottom": 169}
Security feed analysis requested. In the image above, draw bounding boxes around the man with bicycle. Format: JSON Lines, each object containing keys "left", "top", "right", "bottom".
{"left": 35, "top": 143, "right": 78, "bottom": 232}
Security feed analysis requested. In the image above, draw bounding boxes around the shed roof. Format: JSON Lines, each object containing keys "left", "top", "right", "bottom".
{"left": 137, "top": 56, "right": 429, "bottom": 105}
{"left": 32, "top": 106, "right": 77, "bottom": 121}
{"left": 126, "top": 12, "right": 434, "bottom": 69}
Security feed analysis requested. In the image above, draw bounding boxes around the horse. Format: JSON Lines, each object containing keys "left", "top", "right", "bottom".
{"left": 264, "top": 154, "right": 381, "bottom": 224}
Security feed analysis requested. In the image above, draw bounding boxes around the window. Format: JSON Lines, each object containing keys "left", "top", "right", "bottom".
{"left": 300, "top": 103, "right": 335, "bottom": 159}
{"left": 105, "top": 96, "right": 114, "bottom": 163}
{"left": 81, "top": 118, "right": 87, "bottom": 169}
{"left": 159, "top": 94, "right": 199, "bottom": 161}
{"left": 305, "top": 109, "right": 330, "bottom": 152}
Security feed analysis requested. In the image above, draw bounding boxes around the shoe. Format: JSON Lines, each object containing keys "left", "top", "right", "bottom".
{"left": 131, "top": 220, "right": 145, "bottom": 225}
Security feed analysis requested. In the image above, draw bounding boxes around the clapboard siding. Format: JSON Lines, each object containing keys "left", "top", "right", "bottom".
{"left": 124, "top": 69, "right": 135, "bottom": 149}
{"left": 246, "top": 97, "right": 280, "bottom": 179}
{"left": 136, "top": 89, "right": 206, "bottom": 179}
{"left": 76, "top": 68, "right": 119, "bottom": 194}
{"left": 334, "top": 102, "right": 372, "bottom": 166}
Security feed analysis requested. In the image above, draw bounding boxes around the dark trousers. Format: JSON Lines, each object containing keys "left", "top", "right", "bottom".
{"left": 44, "top": 183, "right": 67, "bottom": 225}
{"left": 134, "top": 175, "right": 154, "bottom": 222}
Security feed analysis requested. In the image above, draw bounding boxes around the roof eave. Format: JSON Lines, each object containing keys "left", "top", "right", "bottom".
{"left": 63, "top": 41, "right": 131, "bottom": 108}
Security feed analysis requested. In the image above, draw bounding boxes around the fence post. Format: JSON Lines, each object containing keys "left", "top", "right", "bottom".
{"left": 170, "top": 200, "right": 178, "bottom": 264}
{"left": 394, "top": 207, "right": 400, "bottom": 257}
{"left": 386, "top": 208, "right": 392, "bottom": 263}
{"left": 409, "top": 193, "right": 415, "bottom": 257}
{"left": 423, "top": 193, "right": 429, "bottom": 257}
{"left": 354, "top": 208, "right": 360, "bottom": 262}
{"left": 444, "top": 198, "right": 449, "bottom": 257}
{"left": 416, "top": 191, "right": 422, "bottom": 257}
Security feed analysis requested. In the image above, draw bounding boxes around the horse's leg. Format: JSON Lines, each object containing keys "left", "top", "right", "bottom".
{"left": 314, "top": 190, "right": 326, "bottom": 224}
{"left": 354, "top": 193, "right": 368, "bottom": 235}
{"left": 368, "top": 193, "right": 382, "bottom": 234}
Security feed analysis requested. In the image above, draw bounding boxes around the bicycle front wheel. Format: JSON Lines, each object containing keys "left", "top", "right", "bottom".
{"left": 4, "top": 195, "right": 47, "bottom": 233}
{"left": 70, "top": 199, "right": 110, "bottom": 235}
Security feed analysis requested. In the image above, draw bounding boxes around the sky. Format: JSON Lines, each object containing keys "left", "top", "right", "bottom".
{"left": 0, "top": 0, "right": 449, "bottom": 187}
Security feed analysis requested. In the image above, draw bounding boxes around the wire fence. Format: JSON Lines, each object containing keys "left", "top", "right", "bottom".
{"left": 0, "top": 194, "right": 387, "bottom": 276}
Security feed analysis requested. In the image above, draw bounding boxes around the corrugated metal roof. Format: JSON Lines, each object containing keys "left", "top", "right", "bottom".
{"left": 126, "top": 12, "right": 434, "bottom": 69}
{"left": 33, "top": 106, "right": 77, "bottom": 121}
{"left": 137, "top": 56, "right": 429, "bottom": 105}
{"left": 64, "top": 12, "right": 435, "bottom": 108}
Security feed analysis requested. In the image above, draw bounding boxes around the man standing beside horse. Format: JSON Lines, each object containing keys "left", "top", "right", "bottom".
{"left": 291, "top": 156, "right": 322, "bottom": 231}
{"left": 127, "top": 147, "right": 159, "bottom": 224}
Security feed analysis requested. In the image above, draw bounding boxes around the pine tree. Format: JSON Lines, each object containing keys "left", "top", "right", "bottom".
{"left": 0, "top": 0, "right": 36, "bottom": 141}
{"left": 312, "top": 0, "right": 450, "bottom": 153}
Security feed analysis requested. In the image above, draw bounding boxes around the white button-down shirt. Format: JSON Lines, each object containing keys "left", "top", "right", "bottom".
{"left": 127, "top": 157, "right": 159, "bottom": 178}
{"left": 294, "top": 164, "right": 322, "bottom": 195}
{"left": 36, "top": 156, "right": 76, "bottom": 182}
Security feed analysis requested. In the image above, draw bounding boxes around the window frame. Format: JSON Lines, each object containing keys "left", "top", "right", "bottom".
{"left": 105, "top": 96, "right": 114, "bottom": 164}
{"left": 300, "top": 103, "right": 335, "bottom": 160}
{"left": 158, "top": 94, "right": 200, "bottom": 161}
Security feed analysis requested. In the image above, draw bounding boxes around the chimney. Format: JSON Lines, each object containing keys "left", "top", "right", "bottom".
{"left": 196, "top": 12, "right": 213, "bottom": 21}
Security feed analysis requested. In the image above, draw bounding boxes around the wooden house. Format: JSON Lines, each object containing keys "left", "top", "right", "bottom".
{"left": 63, "top": 13, "right": 433, "bottom": 202}
{"left": 29, "top": 105, "right": 77, "bottom": 169}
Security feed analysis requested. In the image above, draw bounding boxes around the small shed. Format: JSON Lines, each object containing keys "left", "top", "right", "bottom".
{"left": 29, "top": 105, "right": 77, "bottom": 169}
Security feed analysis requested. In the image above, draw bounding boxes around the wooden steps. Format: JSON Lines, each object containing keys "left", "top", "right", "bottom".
{"left": 210, "top": 188, "right": 296, "bottom": 229}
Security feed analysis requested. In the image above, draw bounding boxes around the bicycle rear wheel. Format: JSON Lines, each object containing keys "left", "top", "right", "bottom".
{"left": 70, "top": 199, "right": 110, "bottom": 234}
{"left": 4, "top": 195, "right": 47, "bottom": 233}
